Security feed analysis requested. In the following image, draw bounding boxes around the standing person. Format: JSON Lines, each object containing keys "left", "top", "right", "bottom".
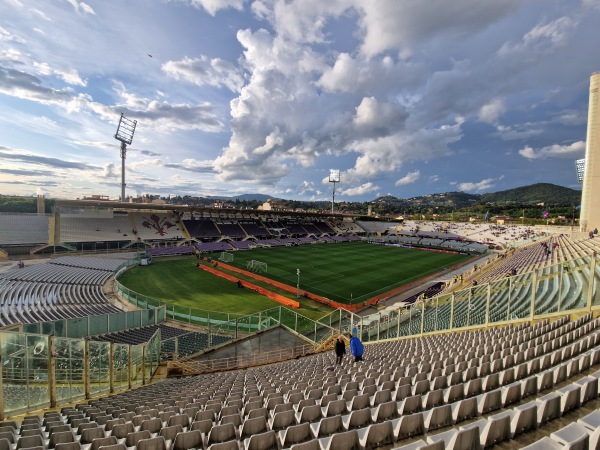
{"left": 334, "top": 336, "right": 345, "bottom": 365}
{"left": 349, "top": 332, "right": 364, "bottom": 362}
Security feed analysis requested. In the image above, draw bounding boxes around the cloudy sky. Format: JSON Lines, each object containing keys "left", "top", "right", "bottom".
{"left": 1, "top": 0, "right": 598, "bottom": 202}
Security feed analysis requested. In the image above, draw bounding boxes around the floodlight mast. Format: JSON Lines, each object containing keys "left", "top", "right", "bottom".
{"left": 329, "top": 169, "right": 340, "bottom": 214}
{"left": 114, "top": 113, "right": 137, "bottom": 202}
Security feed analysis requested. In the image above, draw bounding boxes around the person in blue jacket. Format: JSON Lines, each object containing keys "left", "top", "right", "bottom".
{"left": 349, "top": 331, "right": 364, "bottom": 362}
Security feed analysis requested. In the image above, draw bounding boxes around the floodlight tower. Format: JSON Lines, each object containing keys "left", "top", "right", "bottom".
{"left": 114, "top": 113, "right": 137, "bottom": 203}
{"left": 329, "top": 169, "right": 340, "bottom": 214}
{"left": 580, "top": 72, "right": 600, "bottom": 232}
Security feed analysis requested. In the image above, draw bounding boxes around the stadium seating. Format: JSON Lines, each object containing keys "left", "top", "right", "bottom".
{"left": 0, "top": 256, "right": 124, "bottom": 327}
{"left": 1, "top": 312, "right": 597, "bottom": 450}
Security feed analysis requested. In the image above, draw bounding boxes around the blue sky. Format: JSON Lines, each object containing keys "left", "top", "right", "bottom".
{"left": 0, "top": 0, "right": 598, "bottom": 202}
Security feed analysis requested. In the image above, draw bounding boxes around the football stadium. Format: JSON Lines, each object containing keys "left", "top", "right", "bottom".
{"left": 1, "top": 23, "right": 600, "bottom": 450}
{"left": 1, "top": 186, "right": 600, "bottom": 450}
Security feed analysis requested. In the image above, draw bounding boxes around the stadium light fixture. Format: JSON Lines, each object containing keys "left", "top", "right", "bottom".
{"left": 114, "top": 113, "right": 137, "bottom": 202}
{"left": 575, "top": 159, "right": 585, "bottom": 184}
{"left": 329, "top": 169, "right": 340, "bottom": 214}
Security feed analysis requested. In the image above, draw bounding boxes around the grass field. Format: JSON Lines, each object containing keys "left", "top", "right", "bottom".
{"left": 225, "top": 241, "right": 470, "bottom": 304}
{"left": 117, "top": 256, "right": 333, "bottom": 320}
{"left": 118, "top": 242, "right": 470, "bottom": 322}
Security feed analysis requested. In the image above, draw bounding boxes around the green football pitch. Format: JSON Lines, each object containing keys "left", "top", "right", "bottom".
{"left": 225, "top": 241, "right": 471, "bottom": 304}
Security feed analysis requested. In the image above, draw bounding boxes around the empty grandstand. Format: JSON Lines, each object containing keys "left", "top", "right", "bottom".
{"left": 1, "top": 203, "right": 599, "bottom": 450}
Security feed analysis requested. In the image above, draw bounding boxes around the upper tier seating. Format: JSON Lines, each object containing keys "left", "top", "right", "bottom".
{"left": 59, "top": 216, "right": 133, "bottom": 243}
{"left": 183, "top": 219, "right": 222, "bottom": 239}
{"left": 0, "top": 214, "right": 49, "bottom": 245}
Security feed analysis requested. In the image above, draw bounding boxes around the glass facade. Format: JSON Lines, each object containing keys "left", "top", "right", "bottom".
{"left": 0, "top": 329, "right": 160, "bottom": 418}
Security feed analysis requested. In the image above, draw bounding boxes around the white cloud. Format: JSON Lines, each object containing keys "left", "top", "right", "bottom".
{"left": 519, "top": 141, "right": 585, "bottom": 159}
{"left": 33, "top": 62, "right": 87, "bottom": 86}
{"left": 162, "top": 56, "right": 244, "bottom": 92}
{"left": 395, "top": 170, "right": 421, "bottom": 186}
{"left": 478, "top": 98, "right": 505, "bottom": 124}
{"left": 457, "top": 178, "right": 495, "bottom": 192}
{"left": 102, "top": 163, "right": 117, "bottom": 178}
{"left": 498, "top": 16, "right": 576, "bottom": 56}
{"left": 357, "top": 0, "right": 520, "bottom": 58}
{"left": 495, "top": 124, "right": 544, "bottom": 141}
{"left": 182, "top": 0, "right": 245, "bottom": 15}
{"left": 65, "top": 0, "right": 96, "bottom": 15}
{"left": 340, "top": 182, "right": 379, "bottom": 196}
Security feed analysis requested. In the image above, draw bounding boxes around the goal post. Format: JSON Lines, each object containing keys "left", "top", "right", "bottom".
{"left": 218, "top": 252, "right": 234, "bottom": 263}
{"left": 246, "top": 260, "right": 267, "bottom": 273}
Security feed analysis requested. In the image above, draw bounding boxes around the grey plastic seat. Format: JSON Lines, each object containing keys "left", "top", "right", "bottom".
{"left": 321, "top": 400, "right": 346, "bottom": 417}
{"left": 48, "top": 431, "right": 75, "bottom": 449}
{"left": 243, "top": 430, "right": 277, "bottom": 450}
{"left": 125, "top": 430, "right": 152, "bottom": 448}
{"left": 536, "top": 392, "right": 562, "bottom": 426}
{"left": 80, "top": 427, "right": 105, "bottom": 445}
{"left": 371, "top": 400, "right": 397, "bottom": 422}
{"left": 391, "top": 439, "right": 444, "bottom": 450}
{"left": 477, "top": 390, "right": 501, "bottom": 415}
{"left": 269, "top": 410, "right": 294, "bottom": 431}
{"left": 465, "top": 412, "right": 511, "bottom": 448}
{"left": 577, "top": 409, "right": 600, "bottom": 431}
{"left": 220, "top": 414, "right": 242, "bottom": 428}
{"left": 444, "top": 384, "right": 464, "bottom": 404}
{"left": 357, "top": 421, "right": 394, "bottom": 450}
{"left": 278, "top": 422, "right": 311, "bottom": 448}
{"left": 97, "top": 443, "right": 126, "bottom": 450}
{"left": 140, "top": 418, "right": 162, "bottom": 434}
{"left": 342, "top": 408, "right": 371, "bottom": 430}
{"left": 550, "top": 422, "right": 589, "bottom": 450}
{"left": 521, "top": 436, "right": 563, "bottom": 450}
{"left": 190, "top": 419, "right": 212, "bottom": 434}
{"left": 423, "top": 405, "right": 452, "bottom": 432}
{"left": 158, "top": 425, "right": 183, "bottom": 446}
{"left": 111, "top": 422, "right": 134, "bottom": 439}
{"left": 171, "top": 430, "right": 202, "bottom": 450}
{"left": 347, "top": 394, "right": 370, "bottom": 412}
{"left": 318, "top": 429, "right": 359, "bottom": 450}
{"left": 508, "top": 401, "right": 538, "bottom": 438}
{"left": 451, "top": 397, "right": 478, "bottom": 424}
{"left": 136, "top": 436, "right": 167, "bottom": 450}
{"left": 392, "top": 413, "right": 425, "bottom": 440}
{"left": 89, "top": 436, "right": 117, "bottom": 450}
{"left": 206, "top": 423, "right": 236, "bottom": 447}
{"left": 167, "top": 415, "right": 189, "bottom": 430}
{"left": 310, "top": 416, "right": 343, "bottom": 438}
{"left": 240, "top": 417, "right": 267, "bottom": 440}
{"left": 426, "top": 426, "right": 480, "bottom": 450}
{"left": 193, "top": 410, "right": 214, "bottom": 423}
{"left": 399, "top": 395, "right": 422, "bottom": 416}
{"left": 557, "top": 384, "right": 581, "bottom": 415}
{"left": 286, "top": 438, "right": 319, "bottom": 450}
{"left": 54, "top": 442, "right": 81, "bottom": 450}
{"left": 296, "top": 405, "right": 322, "bottom": 424}
{"left": 0, "top": 433, "right": 15, "bottom": 444}
{"left": 501, "top": 382, "right": 522, "bottom": 407}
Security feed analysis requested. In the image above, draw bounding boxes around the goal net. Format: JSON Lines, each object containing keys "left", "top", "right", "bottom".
{"left": 246, "top": 260, "right": 267, "bottom": 273}
{"left": 218, "top": 252, "right": 234, "bottom": 263}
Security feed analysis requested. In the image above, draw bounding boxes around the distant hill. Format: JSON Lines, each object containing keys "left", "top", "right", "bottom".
{"left": 479, "top": 183, "right": 580, "bottom": 205}
{"left": 372, "top": 183, "right": 581, "bottom": 209}
{"left": 207, "top": 194, "right": 273, "bottom": 202}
